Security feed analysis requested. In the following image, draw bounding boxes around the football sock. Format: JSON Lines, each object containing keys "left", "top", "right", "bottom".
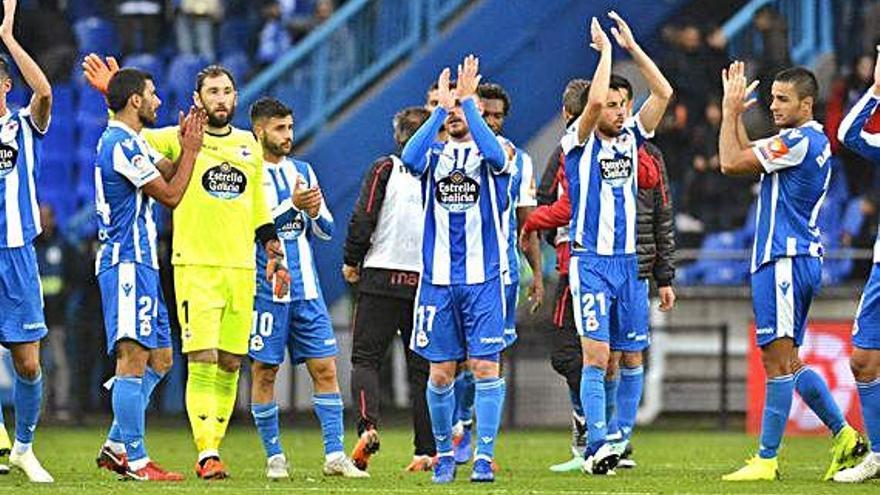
{"left": 758, "top": 374, "right": 794, "bottom": 459}
{"left": 214, "top": 367, "right": 240, "bottom": 448}
{"left": 794, "top": 367, "right": 845, "bottom": 435}
{"left": 427, "top": 381, "right": 455, "bottom": 454}
{"left": 313, "top": 393, "right": 345, "bottom": 456}
{"left": 454, "top": 370, "right": 475, "bottom": 425}
{"left": 857, "top": 378, "right": 880, "bottom": 454}
{"left": 13, "top": 370, "right": 43, "bottom": 445}
{"left": 251, "top": 402, "right": 283, "bottom": 458}
{"left": 581, "top": 365, "right": 607, "bottom": 455}
{"left": 474, "top": 378, "right": 505, "bottom": 461}
{"left": 616, "top": 366, "right": 644, "bottom": 440}
{"left": 112, "top": 376, "right": 147, "bottom": 463}
{"left": 186, "top": 362, "right": 217, "bottom": 454}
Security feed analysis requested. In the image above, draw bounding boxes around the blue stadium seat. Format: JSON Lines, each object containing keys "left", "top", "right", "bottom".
{"left": 123, "top": 53, "right": 165, "bottom": 89}
{"left": 53, "top": 83, "right": 77, "bottom": 119}
{"left": 220, "top": 52, "right": 251, "bottom": 86}
{"left": 64, "top": 0, "right": 103, "bottom": 22}
{"left": 76, "top": 89, "right": 109, "bottom": 128}
{"left": 168, "top": 54, "right": 209, "bottom": 102}
{"left": 73, "top": 17, "right": 120, "bottom": 56}
{"left": 218, "top": 19, "right": 256, "bottom": 58}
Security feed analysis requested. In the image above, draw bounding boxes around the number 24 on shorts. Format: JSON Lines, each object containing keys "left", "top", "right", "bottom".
{"left": 581, "top": 292, "right": 606, "bottom": 332}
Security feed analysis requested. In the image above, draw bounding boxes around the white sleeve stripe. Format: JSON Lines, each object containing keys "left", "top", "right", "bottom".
{"left": 838, "top": 89, "right": 879, "bottom": 142}
{"left": 634, "top": 113, "right": 655, "bottom": 139}
{"left": 860, "top": 129, "right": 880, "bottom": 147}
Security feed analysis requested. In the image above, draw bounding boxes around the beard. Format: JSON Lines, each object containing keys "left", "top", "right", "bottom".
{"left": 267, "top": 139, "right": 292, "bottom": 157}
{"left": 138, "top": 107, "right": 157, "bottom": 127}
{"left": 207, "top": 103, "right": 235, "bottom": 128}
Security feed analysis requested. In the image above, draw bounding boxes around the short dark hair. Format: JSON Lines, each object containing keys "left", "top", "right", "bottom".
{"left": 0, "top": 56, "right": 10, "bottom": 81}
{"left": 562, "top": 78, "right": 590, "bottom": 117}
{"left": 393, "top": 106, "right": 430, "bottom": 146}
{"left": 196, "top": 65, "right": 236, "bottom": 93}
{"left": 249, "top": 96, "right": 293, "bottom": 124}
{"left": 609, "top": 74, "right": 633, "bottom": 101}
{"left": 774, "top": 67, "right": 819, "bottom": 101}
{"left": 107, "top": 68, "right": 153, "bottom": 113}
{"left": 476, "top": 82, "right": 511, "bottom": 115}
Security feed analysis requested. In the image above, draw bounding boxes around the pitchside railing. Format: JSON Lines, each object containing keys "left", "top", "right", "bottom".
{"left": 238, "top": 0, "right": 473, "bottom": 144}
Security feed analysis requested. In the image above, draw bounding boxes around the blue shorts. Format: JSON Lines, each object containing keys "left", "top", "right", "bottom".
{"left": 98, "top": 262, "right": 172, "bottom": 356}
{"left": 0, "top": 245, "right": 47, "bottom": 345}
{"left": 249, "top": 296, "right": 338, "bottom": 366}
{"left": 853, "top": 263, "right": 880, "bottom": 350}
{"left": 410, "top": 277, "right": 506, "bottom": 362}
{"left": 752, "top": 256, "right": 821, "bottom": 348}
{"left": 616, "top": 278, "right": 650, "bottom": 352}
{"left": 503, "top": 279, "right": 518, "bottom": 348}
{"left": 569, "top": 254, "right": 642, "bottom": 350}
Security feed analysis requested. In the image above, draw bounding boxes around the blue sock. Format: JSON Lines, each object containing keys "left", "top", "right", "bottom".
{"left": 251, "top": 402, "right": 283, "bottom": 458}
{"left": 108, "top": 367, "right": 165, "bottom": 443}
{"left": 604, "top": 377, "right": 620, "bottom": 436}
{"left": 13, "top": 370, "right": 43, "bottom": 444}
{"left": 580, "top": 365, "right": 607, "bottom": 455}
{"left": 427, "top": 381, "right": 455, "bottom": 454}
{"left": 112, "top": 376, "right": 147, "bottom": 462}
{"left": 473, "top": 378, "right": 505, "bottom": 461}
{"left": 313, "top": 393, "right": 344, "bottom": 456}
{"left": 857, "top": 378, "right": 880, "bottom": 454}
{"left": 454, "top": 371, "right": 475, "bottom": 425}
{"left": 616, "top": 366, "right": 644, "bottom": 440}
{"left": 794, "top": 367, "right": 846, "bottom": 435}
{"left": 758, "top": 374, "right": 794, "bottom": 459}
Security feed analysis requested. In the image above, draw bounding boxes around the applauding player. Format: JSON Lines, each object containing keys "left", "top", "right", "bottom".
{"left": 401, "top": 55, "right": 511, "bottom": 484}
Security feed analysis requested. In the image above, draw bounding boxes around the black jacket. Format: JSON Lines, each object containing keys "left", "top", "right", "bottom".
{"left": 638, "top": 142, "right": 675, "bottom": 287}
{"left": 536, "top": 142, "right": 676, "bottom": 286}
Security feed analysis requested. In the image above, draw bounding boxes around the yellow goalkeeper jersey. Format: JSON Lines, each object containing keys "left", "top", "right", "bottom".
{"left": 144, "top": 126, "right": 271, "bottom": 269}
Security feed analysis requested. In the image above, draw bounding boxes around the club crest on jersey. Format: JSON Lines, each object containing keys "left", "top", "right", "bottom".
{"left": 599, "top": 155, "right": 633, "bottom": 186}
{"left": 277, "top": 213, "right": 305, "bottom": 240}
{"left": 0, "top": 143, "right": 17, "bottom": 178}
{"left": 202, "top": 162, "right": 247, "bottom": 199}
{"left": 436, "top": 169, "right": 479, "bottom": 212}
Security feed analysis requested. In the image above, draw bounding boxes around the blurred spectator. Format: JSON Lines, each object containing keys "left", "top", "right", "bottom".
{"left": 34, "top": 205, "right": 74, "bottom": 421}
{"left": 16, "top": 0, "right": 77, "bottom": 82}
{"left": 679, "top": 99, "right": 755, "bottom": 234}
{"left": 114, "top": 0, "right": 164, "bottom": 55}
{"left": 862, "top": 1, "right": 880, "bottom": 56}
{"left": 289, "top": 0, "right": 335, "bottom": 41}
{"left": 257, "top": 1, "right": 295, "bottom": 66}
{"left": 826, "top": 53, "right": 877, "bottom": 197}
{"left": 175, "top": 0, "right": 224, "bottom": 62}
{"left": 660, "top": 24, "right": 723, "bottom": 123}
{"left": 752, "top": 6, "right": 790, "bottom": 107}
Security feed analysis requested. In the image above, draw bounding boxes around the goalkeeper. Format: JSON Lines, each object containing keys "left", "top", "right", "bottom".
{"left": 83, "top": 55, "right": 290, "bottom": 480}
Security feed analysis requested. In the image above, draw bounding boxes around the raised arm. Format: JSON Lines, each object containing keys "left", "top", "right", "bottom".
{"left": 576, "top": 17, "right": 612, "bottom": 144}
{"left": 141, "top": 108, "right": 205, "bottom": 208}
{"left": 608, "top": 11, "right": 672, "bottom": 133}
{"left": 719, "top": 61, "right": 763, "bottom": 176}
{"left": 401, "top": 67, "right": 453, "bottom": 175}
{"left": 838, "top": 47, "right": 880, "bottom": 162}
{"left": 456, "top": 55, "right": 505, "bottom": 170}
{"left": 0, "top": 0, "right": 51, "bottom": 132}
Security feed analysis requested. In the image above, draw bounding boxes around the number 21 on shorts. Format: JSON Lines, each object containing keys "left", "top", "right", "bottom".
{"left": 581, "top": 292, "right": 606, "bottom": 332}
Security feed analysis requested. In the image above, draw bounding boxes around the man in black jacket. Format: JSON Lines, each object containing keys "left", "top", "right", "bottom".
{"left": 342, "top": 107, "right": 435, "bottom": 472}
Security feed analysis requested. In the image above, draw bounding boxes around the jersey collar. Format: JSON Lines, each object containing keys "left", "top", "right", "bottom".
{"left": 108, "top": 119, "right": 139, "bottom": 137}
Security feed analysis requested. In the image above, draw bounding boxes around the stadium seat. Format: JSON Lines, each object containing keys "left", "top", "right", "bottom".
{"left": 52, "top": 83, "right": 77, "bottom": 120}
{"left": 218, "top": 19, "right": 256, "bottom": 58}
{"left": 167, "top": 54, "right": 209, "bottom": 102}
{"left": 73, "top": 16, "right": 120, "bottom": 56}
{"left": 123, "top": 53, "right": 165, "bottom": 89}
{"left": 220, "top": 52, "right": 251, "bottom": 86}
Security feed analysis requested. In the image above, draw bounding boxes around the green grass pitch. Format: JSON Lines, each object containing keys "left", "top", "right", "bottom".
{"left": 2, "top": 426, "right": 876, "bottom": 494}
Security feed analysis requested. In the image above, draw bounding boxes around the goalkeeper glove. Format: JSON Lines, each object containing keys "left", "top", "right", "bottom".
{"left": 267, "top": 258, "right": 291, "bottom": 299}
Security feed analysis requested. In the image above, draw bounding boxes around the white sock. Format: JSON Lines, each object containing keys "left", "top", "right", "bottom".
{"left": 128, "top": 457, "right": 150, "bottom": 471}
{"left": 198, "top": 449, "right": 220, "bottom": 463}
{"left": 325, "top": 451, "right": 344, "bottom": 463}
{"left": 268, "top": 453, "right": 286, "bottom": 463}
{"left": 12, "top": 441, "right": 30, "bottom": 456}
{"left": 104, "top": 440, "right": 126, "bottom": 455}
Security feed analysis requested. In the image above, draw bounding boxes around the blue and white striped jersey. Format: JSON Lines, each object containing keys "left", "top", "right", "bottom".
{"left": 94, "top": 120, "right": 163, "bottom": 275}
{"left": 562, "top": 114, "right": 652, "bottom": 256}
{"left": 255, "top": 157, "right": 333, "bottom": 302}
{"left": 838, "top": 88, "right": 880, "bottom": 263}
{"left": 400, "top": 100, "right": 511, "bottom": 286}
{"left": 749, "top": 120, "right": 831, "bottom": 272}
{"left": 0, "top": 108, "right": 47, "bottom": 248}
{"left": 501, "top": 140, "right": 536, "bottom": 284}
